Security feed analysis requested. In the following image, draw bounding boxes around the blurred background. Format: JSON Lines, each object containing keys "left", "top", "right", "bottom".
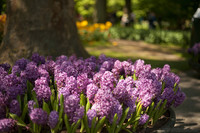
{"left": 0, "top": 0, "right": 200, "bottom": 71}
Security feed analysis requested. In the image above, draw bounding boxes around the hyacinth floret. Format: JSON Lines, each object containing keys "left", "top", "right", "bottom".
{"left": 28, "top": 100, "right": 36, "bottom": 113}
{"left": 0, "top": 118, "right": 16, "bottom": 132}
{"left": 21, "top": 61, "right": 39, "bottom": 83}
{"left": 100, "top": 71, "right": 116, "bottom": 90}
{"left": 34, "top": 77, "right": 51, "bottom": 102}
{"left": 9, "top": 100, "right": 21, "bottom": 116}
{"left": 159, "top": 87, "right": 175, "bottom": 107}
{"left": 86, "top": 83, "right": 99, "bottom": 103}
{"left": 77, "top": 73, "right": 90, "bottom": 94}
{"left": 72, "top": 106, "right": 85, "bottom": 123}
{"left": 55, "top": 55, "right": 68, "bottom": 65}
{"left": 14, "top": 58, "right": 29, "bottom": 70}
{"left": 87, "top": 109, "right": 97, "bottom": 127}
{"left": 65, "top": 76, "right": 79, "bottom": 94}
{"left": 64, "top": 94, "right": 82, "bottom": 123}
{"left": 29, "top": 108, "right": 48, "bottom": 125}
{"left": 93, "top": 89, "right": 122, "bottom": 123}
{"left": 0, "top": 63, "right": 11, "bottom": 71}
{"left": 139, "top": 114, "right": 149, "bottom": 125}
{"left": 31, "top": 53, "right": 45, "bottom": 65}
{"left": 48, "top": 111, "right": 59, "bottom": 129}
{"left": 173, "top": 88, "right": 186, "bottom": 108}
{"left": 122, "top": 61, "right": 133, "bottom": 76}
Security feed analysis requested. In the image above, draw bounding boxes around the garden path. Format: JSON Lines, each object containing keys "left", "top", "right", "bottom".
{"left": 85, "top": 40, "right": 200, "bottom": 133}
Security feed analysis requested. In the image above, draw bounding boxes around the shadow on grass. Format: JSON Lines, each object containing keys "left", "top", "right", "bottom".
{"left": 91, "top": 54, "right": 190, "bottom": 73}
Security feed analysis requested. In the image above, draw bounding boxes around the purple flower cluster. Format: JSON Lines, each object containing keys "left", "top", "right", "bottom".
{"left": 29, "top": 108, "right": 48, "bottom": 125}
{"left": 87, "top": 109, "right": 97, "bottom": 127}
{"left": 48, "top": 111, "right": 59, "bottom": 129}
{"left": 63, "top": 94, "right": 84, "bottom": 123}
{"left": 188, "top": 43, "right": 200, "bottom": 55}
{"left": 34, "top": 77, "right": 51, "bottom": 102}
{"left": 9, "top": 100, "right": 21, "bottom": 116}
{"left": 139, "top": 114, "right": 149, "bottom": 125}
{"left": 0, "top": 118, "right": 16, "bottom": 132}
{"left": 0, "top": 53, "right": 186, "bottom": 132}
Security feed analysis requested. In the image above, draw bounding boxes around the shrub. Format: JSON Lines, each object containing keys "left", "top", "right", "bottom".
{"left": 109, "top": 26, "right": 190, "bottom": 47}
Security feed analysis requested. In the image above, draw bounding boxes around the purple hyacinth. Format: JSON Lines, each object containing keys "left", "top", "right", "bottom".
{"left": 34, "top": 77, "right": 51, "bottom": 102}
{"left": 0, "top": 118, "right": 16, "bottom": 132}
{"left": 87, "top": 109, "right": 97, "bottom": 127}
{"left": 55, "top": 71, "right": 68, "bottom": 89}
{"left": 173, "top": 89, "right": 186, "bottom": 108}
{"left": 45, "top": 59, "right": 56, "bottom": 75}
{"left": 160, "top": 87, "right": 175, "bottom": 107}
{"left": 14, "top": 58, "right": 29, "bottom": 70}
{"left": 31, "top": 53, "right": 45, "bottom": 65}
{"left": 29, "top": 108, "right": 48, "bottom": 125}
{"left": 100, "top": 71, "right": 116, "bottom": 90}
{"left": 188, "top": 43, "right": 200, "bottom": 55}
{"left": 122, "top": 61, "right": 133, "bottom": 76}
{"left": 58, "top": 87, "right": 71, "bottom": 99}
{"left": 92, "top": 89, "right": 122, "bottom": 123}
{"left": 38, "top": 67, "right": 50, "bottom": 81}
{"left": 21, "top": 61, "right": 39, "bottom": 83}
{"left": 34, "top": 84, "right": 51, "bottom": 102}
{"left": 93, "top": 72, "right": 103, "bottom": 87}
{"left": 64, "top": 94, "right": 81, "bottom": 123}
{"left": 135, "top": 78, "right": 162, "bottom": 107}
{"left": 48, "top": 111, "right": 59, "bottom": 129}
{"left": 139, "top": 114, "right": 149, "bottom": 125}
{"left": 12, "top": 65, "right": 21, "bottom": 75}
{"left": 64, "top": 76, "right": 79, "bottom": 94}
{"left": 77, "top": 73, "right": 90, "bottom": 94}
{"left": 72, "top": 106, "right": 85, "bottom": 123}
{"left": 55, "top": 55, "right": 68, "bottom": 65}
{"left": 9, "top": 100, "right": 21, "bottom": 116}
{"left": 151, "top": 68, "right": 162, "bottom": 81}
{"left": 28, "top": 100, "right": 36, "bottom": 112}
{"left": 86, "top": 83, "right": 99, "bottom": 103}
{"left": 0, "top": 63, "right": 11, "bottom": 71}
{"left": 113, "top": 79, "right": 128, "bottom": 102}
{"left": 100, "top": 61, "right": 114, "bottom": 72}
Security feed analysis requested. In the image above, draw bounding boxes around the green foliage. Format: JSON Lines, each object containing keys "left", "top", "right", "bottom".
{"left": 74, "top": 0, "right": 95, "bottom": 19}
{"left": 0, "top": 0, "right": 6, "bottom": 14}
{"left": 109, "top": 26, "right": 190, "bottom": 47}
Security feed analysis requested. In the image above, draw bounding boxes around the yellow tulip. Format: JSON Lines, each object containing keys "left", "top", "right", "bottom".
{"left": 105, "top": 21, "right": 112, "bottom": 28}
{"left": 99, "top": 24, "right": 106, "bottom": 31}
{"left": 81, "top": 20, "right": 88, "bottom": 27}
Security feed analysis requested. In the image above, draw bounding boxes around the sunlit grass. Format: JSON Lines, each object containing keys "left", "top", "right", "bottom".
{"left": 85, "top": 40, "right": 190, "bottom": 73}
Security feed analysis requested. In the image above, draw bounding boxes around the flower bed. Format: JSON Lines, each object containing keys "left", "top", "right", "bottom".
{"left": 188, "top": 42, "right": 200, "bottom": 72}
{"left": 0, "top": 53, "right": 185, "bottom": 133}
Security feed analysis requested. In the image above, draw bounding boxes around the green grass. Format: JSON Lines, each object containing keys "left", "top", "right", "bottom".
{"left": 85, "top": 41, "right": 190, "bottom": 73}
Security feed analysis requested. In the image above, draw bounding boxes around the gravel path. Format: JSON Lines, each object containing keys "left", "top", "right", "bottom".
{"left": 86, "top": 40, "right": 200, "bottom": 133}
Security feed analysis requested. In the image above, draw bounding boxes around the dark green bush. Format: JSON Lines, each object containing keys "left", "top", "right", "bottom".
{"left": 109, "top": 27, "right": 190, "bottom": 47}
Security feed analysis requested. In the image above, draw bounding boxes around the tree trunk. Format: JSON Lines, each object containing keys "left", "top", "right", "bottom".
{"left": 0, "top": 0, "right": 89, "bottom": 65}
{"left": 125, "top": 0, "right": 132, "bottom": 24}
{"left": 94, "top": 0, "right": 107, "bottom": 23}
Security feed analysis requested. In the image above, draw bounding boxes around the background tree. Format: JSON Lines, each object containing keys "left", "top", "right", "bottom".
{"left": 94, "top": 0, "right": 107, "bottom": 23}
{"left": 0, "top": 0, "right": 89, "bottom": 64}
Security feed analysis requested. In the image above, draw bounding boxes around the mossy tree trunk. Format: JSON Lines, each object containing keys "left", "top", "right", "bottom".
{"left": 94, "top": 0, "right": 107, "bottom": 23}
{"left": 0, "top": 0, "right": 89, "bottom": 64}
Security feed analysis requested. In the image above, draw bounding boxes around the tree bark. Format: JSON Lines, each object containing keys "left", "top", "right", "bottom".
{"left": 0, "top": 0, "right": 89, "bottom": 65}
{"left": 94, "top": 0, "right": 107, "bottom": 23}
{"left": 125, "top": 0, "right": 132, "bottom": 23}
